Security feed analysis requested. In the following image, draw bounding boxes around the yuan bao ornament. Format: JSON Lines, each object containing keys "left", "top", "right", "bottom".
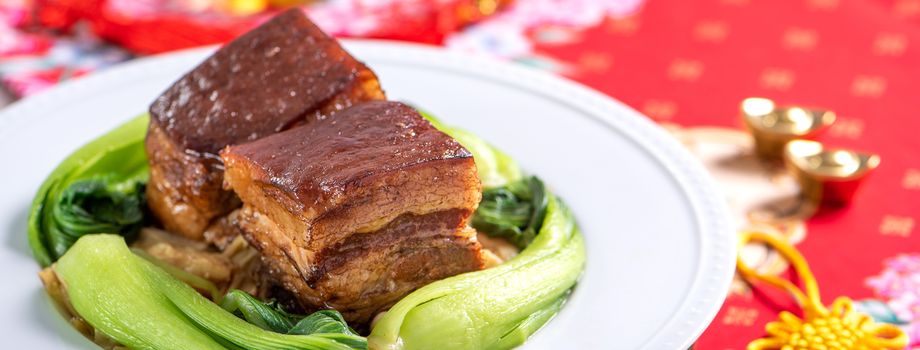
{"left": 740, "top": 97, "right": 836, "bottom": 161}
{"left": 738, "top": 232, "right": 907, "bottom": 350}
{"left": 784, "top": 140, "right": 880, "bottom": 207}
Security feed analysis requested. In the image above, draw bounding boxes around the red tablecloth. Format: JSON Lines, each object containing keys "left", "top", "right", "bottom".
{"left": 539, "top": 1, "right": 920, "bottom": 347}
{"left": 3, "top": 0, "right": 920, "bottom": 348}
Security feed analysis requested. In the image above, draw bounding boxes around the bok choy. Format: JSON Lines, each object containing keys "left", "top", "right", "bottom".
{"left": 29, "top": 114, "right": 149, "bottom": 266}
{"left": 472, "top": 176, "right": 549, "bottom": 249}
{"left": 221, "top": 290, "right": 360, "bottom": 338}
{"left": 54, "top": 234, "right": 367, "bottom": 350}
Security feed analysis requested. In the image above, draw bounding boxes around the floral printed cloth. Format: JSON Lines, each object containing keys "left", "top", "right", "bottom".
{"left": 864, "top": 255, "right": 920, "bottom": 345}
{"left": 0, "top": 0, "right": 640, "bottom": 97}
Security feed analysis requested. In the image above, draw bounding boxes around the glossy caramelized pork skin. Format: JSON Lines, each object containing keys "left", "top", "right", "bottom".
{"left": 221, "top": 101, "right": 484, "bottom": 324}
{"left": 145, "top": 8, "right": 384, "bottom": 239}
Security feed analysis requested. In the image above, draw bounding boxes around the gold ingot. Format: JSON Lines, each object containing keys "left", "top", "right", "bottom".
{"left": 740, "top": 97, "right": 836, "bottom": 160}
{"left": 784, "top": 140, "right": 880, "bottom": 206}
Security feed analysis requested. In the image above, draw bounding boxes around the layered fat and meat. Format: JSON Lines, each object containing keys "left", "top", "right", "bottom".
{"left": 146, "top": 8, "right": 384, "bottom": 239}
{"left": 146, "top": 8, "right": 484, "bottom": 326}
{"left": 221, "top": 101, "right": 484, "bottom": 324}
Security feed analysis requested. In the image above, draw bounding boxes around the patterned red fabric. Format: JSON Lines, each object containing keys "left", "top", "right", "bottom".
{"left": 535, "top": 0, "right": 920, "bottom": 347}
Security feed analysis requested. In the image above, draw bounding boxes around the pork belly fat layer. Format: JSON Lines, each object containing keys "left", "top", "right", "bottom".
{"left": 240, "top": 207, "right": 483, "bottom": 324}
{"left": 221, "top": 101, "right": 483, "bottom": 254}
{"left": 145, "top": 8, "right": 384, "bottom": 239}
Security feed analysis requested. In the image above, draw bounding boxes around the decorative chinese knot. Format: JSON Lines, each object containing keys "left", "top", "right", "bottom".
{"left": 738, "top": 232, "right": 907, "bottom": 350}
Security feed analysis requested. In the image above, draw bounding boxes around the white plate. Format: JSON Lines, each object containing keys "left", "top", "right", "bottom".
{"left": 0, "top": 40, "right": 734, "bottom": 349}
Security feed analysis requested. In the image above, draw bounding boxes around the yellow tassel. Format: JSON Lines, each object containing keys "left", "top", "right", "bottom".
{"left": 224, "top": 0, "right": 268, "bottom": 15}
{"left": 738, "top": 232, "right": 907, "bottom": 350}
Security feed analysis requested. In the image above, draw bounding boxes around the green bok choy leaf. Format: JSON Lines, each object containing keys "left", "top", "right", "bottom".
{"left": 221, "top": 290, "right": 359, "bottom": 338}
{"left": 472, "top": 176, "right": 549, "bottom": 249}
{"left": 28, "top": 114, "right": 149, "bottom": 266}
{"left": 221, "top": 290, "right": 300, "bottom": 333}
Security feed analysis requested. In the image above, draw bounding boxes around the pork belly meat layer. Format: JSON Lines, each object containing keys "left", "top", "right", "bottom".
{"left": 146, "top": 8, "right": 384, "bottom": 239}
{"left": 241, "top": 208, "right": 482, "bottom": 324}
{"left": 221, "top": 101, "right": 484, "bottom": 323}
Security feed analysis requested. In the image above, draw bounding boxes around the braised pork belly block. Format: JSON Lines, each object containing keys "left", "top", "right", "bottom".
{"left": 221, "top": 101, "right": 484, "bottom": 324}
{"left": 146, "top": 8, "right": 385, "bottom": 239}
